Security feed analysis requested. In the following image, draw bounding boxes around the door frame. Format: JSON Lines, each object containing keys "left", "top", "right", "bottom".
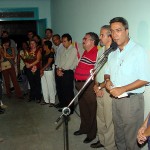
{"left": 0, "top": 7, "right": 39, "bottom": 21}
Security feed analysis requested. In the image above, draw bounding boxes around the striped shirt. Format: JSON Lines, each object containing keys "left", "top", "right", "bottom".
{"left": 74, "top": 46, "right": 98, "bottom": 80}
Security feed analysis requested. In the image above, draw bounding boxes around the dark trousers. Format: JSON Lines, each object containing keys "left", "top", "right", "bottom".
{"left": 56, "top": 70, "right": 74, "bottom": 112}
{"left": 2, "top": 66, "right": 22, "bottom": 97}
{"left": 75, "top": 81, "right": 97, "bottom": 139}
{"left": 26, "top": 68, "right": 42, "bottom": 100}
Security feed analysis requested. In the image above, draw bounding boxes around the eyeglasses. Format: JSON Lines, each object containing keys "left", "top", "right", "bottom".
{"left": 110, "top": 28, "right": 126, "bottom": 34}
{"left": 82, "top": 37, "right": 93, "bottom": 41}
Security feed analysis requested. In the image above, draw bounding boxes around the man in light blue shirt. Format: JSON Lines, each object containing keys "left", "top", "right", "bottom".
{"left": 105, "top": 17, "right": 150, "bottom": 150}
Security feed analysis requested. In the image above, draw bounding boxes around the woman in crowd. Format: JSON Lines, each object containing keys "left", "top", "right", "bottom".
{"left": 0, "top": 54, "right": 6, "bottom": 113}
{"left": 24, "top": 39, "right": 42, "bottom": 102}
{"left": 0, "top": 38, "right": 23, "bottom": 99}
{"left": 40, "top": 40, "right": 56, "bottom": 107}
{"left": 17, "top": 41, "right": 29, "bottom": 96}
{"left": 33, "top": 34, "right": 42, "bottom": 51}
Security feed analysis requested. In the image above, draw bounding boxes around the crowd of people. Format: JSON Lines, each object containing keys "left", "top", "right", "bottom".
{"left": 0, "top": 17, "right": 150, "bottom": 150}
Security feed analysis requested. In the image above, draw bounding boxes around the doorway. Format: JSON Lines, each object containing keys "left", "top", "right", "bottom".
{"left": 0, "top": 8, "right": 47, "bottom": 49}
{"left": 0, "top": 20, "right": 37, "bottom": 49}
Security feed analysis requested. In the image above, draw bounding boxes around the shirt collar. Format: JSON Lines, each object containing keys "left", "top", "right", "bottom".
{"left": 65, "top": 44, "right": 73, "bottom": 50}
{"left": 116, "top": 39, "right": 135, "bottom": 55}
{"left": 85, "top": 46, "right": 98, "bottom": 54}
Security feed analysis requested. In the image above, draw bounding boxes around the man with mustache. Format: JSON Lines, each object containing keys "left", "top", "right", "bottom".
{"left": 74, "top": 32, "right": 99, "bottom": 143}
{"left": 91, "top": 25, "right": 117, "bottom": 149}
{"left": 105, "top": 17, "right": 150, "bottom": 150}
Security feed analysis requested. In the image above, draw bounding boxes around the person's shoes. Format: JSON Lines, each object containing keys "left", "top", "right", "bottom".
{"left": 69, "top": 110, "right": 74, "bottom": 115}
{"left": 49, "top": 103, "right": 55, "bottom": 107}
{"left": 36, "top": 100, "right": 41, "bottom": 103}
{"left": 1, "top": 104, "right": 7, "bottom": 109}
{"left": 58, "top": 108, "right": 62, "bottom": 112}
{"left": 28, "top": 97, "right": 35, "bottom": 102}
{"left": 55, "top": 103, "right": 61, "bottom": 108}
{"left": 41, "top": 101, "right": 49, "bottom": 105}
{"left": 83, "top": 137, "right": 95, "bottom": 143}
{"left": 90, "top": 141, "right": 104, "bottom": 148}
{"left": 0, "top": 107, "right": 5, "bottom": 114}
{"left": 18, "top": 96, "right": 24, "bottom": 100}
{"left": 28, "top": 99, "right": 32, "bottom": 102}
{"left": 10, "top": 87, "right": 15, "bottom": 92}
{"left": 74, "top": 130, "right": 84, "bottom": 136}
{"left": 23, "top": 93, "right": 28, "bottom": 96}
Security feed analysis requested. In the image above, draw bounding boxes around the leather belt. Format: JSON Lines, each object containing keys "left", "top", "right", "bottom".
{"left": 127, "top": 93, "right": 140, "bottom": 98}
{"left": 75, "top": 80, "right": 86, "bottom": 82}
{"left": 113, "top": 93, "right": 139, "bottom": 99}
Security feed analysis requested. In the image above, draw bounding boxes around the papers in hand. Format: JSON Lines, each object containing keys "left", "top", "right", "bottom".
{"left": 110, "top": 86, "right": 128, "bottom": 98}
{"left": 118, "top": 92, "right": 128, "bottom": 98}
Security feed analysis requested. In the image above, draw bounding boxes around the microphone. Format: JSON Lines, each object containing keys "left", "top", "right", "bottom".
{"left": 96, "top": 42, "right": 118, "bottom": 65}
{"left": 103, "top": 42, "right": 118, "bottom": 56}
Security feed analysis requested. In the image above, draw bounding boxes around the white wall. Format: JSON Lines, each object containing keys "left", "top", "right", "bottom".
{"left": 51, "top": 0, "right": 150, "bottom": 50}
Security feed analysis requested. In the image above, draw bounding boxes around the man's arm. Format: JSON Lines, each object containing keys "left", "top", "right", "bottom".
{"left": 104, "top": 74, "right": 114, "bottom": 91}
{"left": 93, "top": 81, "right": 105, "bottom": 97}
{"left": 110, "top": 80, "right": 148, "bottom": 97}
{"left": 137, "top": 113, "right": 150, "bottom": 144}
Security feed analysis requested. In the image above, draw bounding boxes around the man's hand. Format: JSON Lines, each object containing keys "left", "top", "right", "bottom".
{"left": 40, "top": 69, "right": 44, "bottom": 77}
{"left": 96, "top": 89, "right": 104, "bottom": 97}
{"left": 25, "top": 63, "right": 31, "bottom": 68}
{"left": 110, "top": 87, "right": 126, "bottom": 98}
{"left": 137, "top": 126, "right": 147, "bottom": 144}
{"left": 93, "top": 84, "right": 98, "bottom": 93}
{"left": 93, "top": 84, "right": 104, "bottom": 97}
{"left": 90, "top": 69, "right": 95, "bottom": 80}
{"left": 56, "top": 69, "right": 64, "bottom": 77}
{"left": 105, "top": 80, "right": 113, "bottom": 91}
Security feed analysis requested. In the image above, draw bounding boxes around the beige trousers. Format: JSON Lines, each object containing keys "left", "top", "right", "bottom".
{"left": 97, "top": 89, "right": 117, "bottom": 150}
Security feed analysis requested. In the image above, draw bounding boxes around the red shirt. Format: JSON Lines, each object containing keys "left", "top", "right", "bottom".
{"left": 74, "top": 46, "right": 98, "bottom": 80}
{"left": 25, "top": 49, "right": 41, "bottom": 69}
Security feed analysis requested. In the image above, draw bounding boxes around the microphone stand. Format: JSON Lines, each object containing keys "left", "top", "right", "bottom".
{"left": 55, "top": 45, "right": 117, "bottom": 150}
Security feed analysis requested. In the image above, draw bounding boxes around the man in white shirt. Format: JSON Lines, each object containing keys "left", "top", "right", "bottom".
{"left": 56, "top": 34, "right": 78, "bottom": 113}
{"left": 91, "top": 25, "right": 117, "bottom": 150}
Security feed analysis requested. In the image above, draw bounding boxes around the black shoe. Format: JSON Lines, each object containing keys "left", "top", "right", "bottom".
{"left": 83, "top": 137, "right": 95, "bottom": 143}
{"left": 49, "top": 103, "right": 55, "bottom": 107}
{"left": 36, "top": 100, "right": 41, "bottom": 103}
{"left": 28, "top": 98, "right": 32, "bottom": 102}
{"left": 55, "top": 103, "right": 62, "bottom": 108}
{"left": 18, "top": 96, "right": 24, "bottom": 100}
{"left": 23, "top": 93, "right": 28, "bottom": 96}
{"left": 0, "top": 107, "right": 5, "bottom": 114}
{"left": 70, "top": 110, "right": 74, "bottom": 115}
{"left": 74, "top": 130, "right": 84, "bottom": 136}
{"left": 90, "top": 141, "right": 104, "bottom": 148}
{"left": 41, "top": 101, "right": 49, "bottom": 105}
{"left": 10, "top": 87, "right": 15, "bottom": 92}
{"left": 58, "top": 108, "right": 62, "bottom": 112}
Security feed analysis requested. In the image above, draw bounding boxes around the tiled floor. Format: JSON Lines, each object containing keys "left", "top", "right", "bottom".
{"left": 0, "top": 94, "right": 104, "bottom": 150}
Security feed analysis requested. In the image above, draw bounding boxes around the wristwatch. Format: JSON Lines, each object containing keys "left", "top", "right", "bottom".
{"left": 98, "top": 86, "right": 102, "bottom": 90}
{"left": 97, "top": 82, "right": 102, "bottom": 90}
